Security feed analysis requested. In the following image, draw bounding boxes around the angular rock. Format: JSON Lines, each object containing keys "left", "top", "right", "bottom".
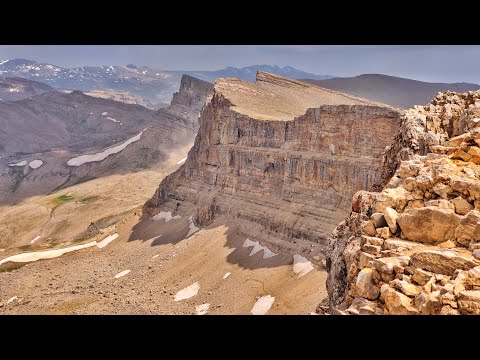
{"left": 397, "top": 206, "right": 460, "bottom": 243}
{"left": 466, "top": 266, "right": 480, "bottom": 287}
{"left": 371, "top": 213, "right": 387, "bottom": 228}
{"left": 358, "top": 252, "right": 376, "bottom": 269}
{"left": 376, "top": 227, "right": 392, "bottom": 239}
{"left": 415, "top": 290, "right": 442, "bottom": 314}
{"left": 424, "top": 199, "right": 455, "bottom": 210}
{"left": 384, "top": 207, "right": 399, "bottom": 234}
{"left": 437, "top": 240, "right": 456, "bottom": 249}
{"left": 455, "top": 210, "right": 480, "bottom": 247}
{"left": 394, "top": 279, "right": 421, "bottom": 297}
{"left": 370, "top": 256, "right": 410, "bottom": 275}
{"left": 362, "top": 244, "right": 381, "bottom": 256}
{"left": 355, "top": 268, "right": 380, "bottom": 300}
{"left": 384, "top": 238, "right": 425, "bottom": 251}
{"left": 411, "top": 249, "right": 480, "bottom": 276}
{"left": 474, "top": 249, "right": 480, "bottom": 260}
{"left": 346, "top": 297, "right": 383, "bottom": 315}
{"left": 451, "top": 196, "right": 473, "bottom": 215}
{"left": 380, "top": 285, "right": 419, "bottom": 315}
{"left": 457, "top": 290, "right": 480, "bottom": 314}
{"left": 440, "top": 292, "right": 458, "bottom": 308}
{"left": 412, "top": 268, "right": 433, "bottom": 286}
{"left": 439, "top": 305, "right": 460, "bottom": 315}
{"left": 360, "top": 235, "right": 384, "bottom": 247}
{"left": 361, "top": 221, "right": 377, "bottom": 237}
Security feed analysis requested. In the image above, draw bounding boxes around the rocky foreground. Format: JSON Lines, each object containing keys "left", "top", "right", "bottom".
{"left": 326, "top": 90, "right": 480, "bottom": 315}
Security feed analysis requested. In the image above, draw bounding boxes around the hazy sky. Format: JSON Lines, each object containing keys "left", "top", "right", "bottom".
{"left": 1, "top": 45, "right": 479, "bottom": 83}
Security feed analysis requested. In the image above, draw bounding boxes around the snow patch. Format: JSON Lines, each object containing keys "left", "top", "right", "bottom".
{"left": 151, "top": 211, "right": 180, "bottom": 222}
{"left": 0, "top": 241, "right": 97, "bottom": 266}
{"left": 293, "top": 254, "right": 314, "bottom": 278}
{"left": 8, "top": 160, "right": 27, "bottom": 167}
{"left": 29, "top": 160, "right": 43, "bottom": 169}
{"left": 30, "top": 235, "right": 42, "bottom": 245}
{"left": 223, "top": 272, "right": 231, "bottom": 280}
{"left": 96, "top": 233, "right": 119, "bottom": 249}
{"left": 114, "top": 269, "right": 131, "bottom": 279}
{"left": 242, "top": 238, "right": 277, "bottom": 259}
{"left": 186, "top": 215, "right": 199, "bottom": 237}
{"left": 0, "top": 60, "right": 9, "bottom": 66}
{"left": 195, "top": 303, "right": 210, "bottom": 315}
{"left": 251, "top": 295, "right": 275, "bottom": 315}
{"left": 174, "top": 282, "right": 200, "bottom": 301}
{"left": 67, "top": 130, "right": 144, "bottom": 166}
{"left": 177, "top": 157, "right": 187, "bottom": 165}
{"left": 106, "top": 116, "right": 120, "bottom": 123}
{"left": 102, "top": 112, "right": 108, "bottom": 116}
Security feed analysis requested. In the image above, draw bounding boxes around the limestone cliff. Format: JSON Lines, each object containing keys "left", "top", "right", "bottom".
{"left": 145, "top": 72, "right": 401, "bottom": 261}
{"left": 326, "top": 90, "right": 480, "bottom": 315}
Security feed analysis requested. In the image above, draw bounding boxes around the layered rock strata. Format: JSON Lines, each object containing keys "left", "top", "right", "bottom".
{"left": 145, "top": 72, "right": 401, "bottom": 260}
{"left": 326, "top": 90, "right": 480, "bottom": 315}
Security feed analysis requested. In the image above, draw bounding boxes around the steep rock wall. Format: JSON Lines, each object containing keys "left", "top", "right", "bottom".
{"left": 326, "top": 90, "right": 480, "bottom": 315}
{"left": 145, "top": 72, "right": 401, "bottom": 261}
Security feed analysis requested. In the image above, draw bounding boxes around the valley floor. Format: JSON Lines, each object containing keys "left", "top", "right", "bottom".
{"left": 0, "top": 154, "right": 326, "bottom": 315}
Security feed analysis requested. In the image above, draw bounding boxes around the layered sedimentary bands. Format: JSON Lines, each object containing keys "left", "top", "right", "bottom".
{"left": 145, "top": 72, "right": 401, "bottom": 261}
{"left": 326, "top": 90, "right": 480, "bottom": 315}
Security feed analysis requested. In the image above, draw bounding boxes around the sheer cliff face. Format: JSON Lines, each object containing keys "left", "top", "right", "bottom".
{"left": 146, "top": 72, "right": 401, "bottom": 260}
{"left": 326, "top": 90, "right": 480, "bottom": 315}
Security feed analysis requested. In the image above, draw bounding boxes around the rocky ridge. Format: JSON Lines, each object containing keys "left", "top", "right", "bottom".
{"left": 145, "top": 72, "right": 401, "bottom": 261}
{"left": 326, "top": 90, "right": 480, "bottom": 315}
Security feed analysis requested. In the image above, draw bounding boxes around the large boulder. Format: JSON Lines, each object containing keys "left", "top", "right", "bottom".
{"left": 457, "top": 290, "right": 480, "bottom": 314}
{"left": 411, "top": 249, "right": 479, "bottom": 276}
{"left": 397, "top": 206, "right": 460, "bottom": 243}
{"left": 455, "top": 210, "right": 480, "bottom": 247}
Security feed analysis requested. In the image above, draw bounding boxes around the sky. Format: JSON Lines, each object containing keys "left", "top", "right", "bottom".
{"left": 0, "top": 45, "right": 479, "bottom": 84}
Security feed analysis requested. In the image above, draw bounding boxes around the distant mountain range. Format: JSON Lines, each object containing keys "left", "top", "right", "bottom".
{"left": 0, "top": 59, "right": 332, "bottom": 106}
{"left": 303, "top": 74, "right": 480, "bottom": 109}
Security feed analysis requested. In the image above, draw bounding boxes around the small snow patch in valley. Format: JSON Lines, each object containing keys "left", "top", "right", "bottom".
{"left": 67, "top": 130, "right": 144, "bottom": 166}
{"left": 114, "top": 270, "right": 131, "bottom": 279}
{"left": 97, "top": 233, "right": 119, "bottom": 249}
{"left": 251, "top": 295, "right": 275, "bottom": 315}
{"left": 29, "top": 160, "right": 43, "bottom": 169}
{"left": 223, "top": 272, "right": 231, "bottom": 280}
{"left": 174, "top": 282, "right": 200, "bottom": 301}
{"left": 186, "top": 215, "right": 199, "bottom": 237}
{"left": 30, "top": 235, "right": 42, "bottom": 245}
{"left": 102, "top": 112, "right": 108, "bottom": 116}
{"left": 8, "top": 160, "right": 27, "bottom": 167}
{"left": 106, "top": 116, "right": 120, "bottom": 124}
{"left": 293, "top": 254, "right": 314, "bottom": 278}
{"left": 151, "top": 211, "right": 180, "bottom": 222}
{"left": 195, "top": 303, "right": 210, "bottom": 315}
{"left": 177, "top": 157, "right": 187, "bottom": 165}
{"left": 242, "top": 238, "right": 277, "bottom": 259}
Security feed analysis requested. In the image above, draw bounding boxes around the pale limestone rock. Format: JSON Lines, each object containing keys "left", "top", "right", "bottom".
{"left": 370, "top": 213, "right": 387, "bottom": 228}
{"left": 397, "top": 206, "right": 460, "bottom": 243}
{"left": 412, "top": 268, "right": 435, "bottom": 286}
{"left": 440, "top": 292, "right": 458, "bottom": 308}
{"left": 415, "top": 290, "right": 442, "bottom": 314}
{"left": 376, "top": 227, "right": 392, "bottom": 239}
{"left": 394, "top": 279, "right": 421, "bottom": 297}
{"left": 380, "top": 285, "right": 419, "bottom": 315}
{"left": 439, "top": 305, "right": 460, "bottom": 315}
{"left": 361, "top": 221, "right": 377, "bottom": 236}
{"left": 362, "top": 244, "right": 381, "bottom": 256}
{"left": 451, "top": 196, "right": 473, "bottom": 215}
{"left": 432, "top": 183, "right": 452, "bottom": 199}
{"left": 411, "top": 249, "right": 479, "bottom": 276}
{"left": 384, "top": 238, "right": 425, "bottom": 251}
{"left": 473, "top": 249, "right": 480, "bottom": 260}
{"left": 458, "top": 290, "right": 480, "bottom": 314}
{"left": 346, "top": 297, "right": 383, "bottom": 315}
{"left": 466, "top": 266, "right": 480, "bottom": 287}
{"left": 355, "top": 268, "right": 380, "bottom": 300}
{"left": 437, "top": 240, "right": 456, "bottom": 249}
{"left": 424, "top": 199, "right": 455, "bottom": 210}
{"left": 455, "top": 210, "right": 480, "bottom": 247}
{"left": 359, "top": 252, "right": 376, "bottom": 269}
{"left": 360, "top": 235, "right": 384, "bottom": 247}
{"left": 384, "top": 207, "right": 399, "bottom": 234}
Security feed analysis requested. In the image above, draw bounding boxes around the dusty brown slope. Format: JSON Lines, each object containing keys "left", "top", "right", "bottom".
{"left": 303, "top": 74, "right": 480, "bottom": 109}
{"left": 0, "top": 76, "right": 53, "bottom": 102}
{"left": 145, "top": 71, "right": 401, "bottom": 265}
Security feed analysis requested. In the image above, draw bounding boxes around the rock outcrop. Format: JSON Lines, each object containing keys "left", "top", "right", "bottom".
{"left": 326, "top": 90, "right": 480, "bottom": 315}
{"left": 145, "top": 72, "right": 401, "bottom": 260}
